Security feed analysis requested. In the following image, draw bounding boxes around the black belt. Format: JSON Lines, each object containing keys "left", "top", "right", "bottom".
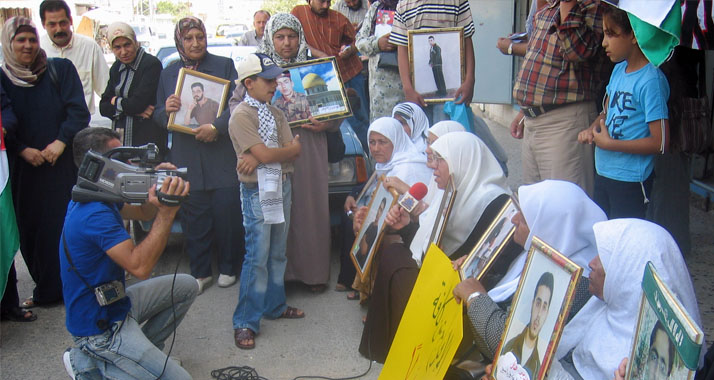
{"left": 522, "top": 103, "right": 569, "bottom": 118}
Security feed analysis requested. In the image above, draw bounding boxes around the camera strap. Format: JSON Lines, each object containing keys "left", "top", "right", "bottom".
{"left": 62, "top": 232, "right": 97, "bottom": 294}
{"left": 62, "top": 232, "right": 112, "bottom": 331}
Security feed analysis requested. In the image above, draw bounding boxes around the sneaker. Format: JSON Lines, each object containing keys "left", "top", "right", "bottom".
{"left": 63, "top": 348, "right": 76, "bottom": 380}
{"left": 196, "top": 276, "right": 213, "bottom": 295}
{"left": 217, "top": 274, "right": 237, "bottom": 288}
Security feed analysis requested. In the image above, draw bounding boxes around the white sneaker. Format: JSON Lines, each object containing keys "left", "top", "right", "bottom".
{"left": 63, "top": 349, "right": 76, "bottom": 380}
{"left": 196, "top": 276, "right": 213, "bottom": 295}
{"left": 217, "top": 274, "right": 237, "bottom": 288}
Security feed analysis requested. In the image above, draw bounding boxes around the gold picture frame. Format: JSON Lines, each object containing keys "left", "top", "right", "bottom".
{"left": 428, "top": 175, "right": 456, "bottom": 253}
{"left": 350, "top": 176, "right": 399, "bottom": 282}
{"left": 355, "top": 171, "right": 379, "bottom": 209}
{"left": 407, "top": 27, "right": 465, "bottom": 103}
{"left": 168, "top": 68, "right": 231, "bottom": 135}
{"left": 460, "top": 197, "right": 520, "bottom": 280}
{"left": 491, "top": 237, "right": 582, "bottom": 380}
{"left": 276, "top": 57, "right": 352, "bottom": 127}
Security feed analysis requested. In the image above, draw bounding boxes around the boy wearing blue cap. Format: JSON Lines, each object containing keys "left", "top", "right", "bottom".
{"left": 228, "top": 53, "right": 303, "bottom": 350}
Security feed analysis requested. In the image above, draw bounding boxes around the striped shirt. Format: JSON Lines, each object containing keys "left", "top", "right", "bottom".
{"left": 291, "top": 5, "right": 363, "bottom": 82}
{"left": 388, "top": 0, "right": 475, "bottom": 46}
{"left": 513, "top": 0, "right": 611, "bottom": 107}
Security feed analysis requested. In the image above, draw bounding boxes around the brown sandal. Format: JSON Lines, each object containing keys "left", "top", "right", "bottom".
{"left": 279, "top": 306, "right": 305, "bottom": 319}
{"left": 234, "top": 328, "right": 255, "bottom": 349}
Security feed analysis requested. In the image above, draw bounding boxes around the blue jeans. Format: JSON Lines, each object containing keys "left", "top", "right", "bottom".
{"left": 66, "top": 274, "right": 198, "bottom": 380}
{"left": 232, "top": 178, "right": 292, "bottom": 333}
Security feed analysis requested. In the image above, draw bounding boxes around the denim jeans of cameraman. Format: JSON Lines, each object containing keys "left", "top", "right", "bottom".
{"left": 232, "top": 177, "right": 292, "bottom": 334}
{"left": 66, "top": 274, "right": 198, "bottom": 379}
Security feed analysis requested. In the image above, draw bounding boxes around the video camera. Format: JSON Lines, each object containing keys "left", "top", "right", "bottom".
{"left": 71, "top": 143, "right": 188, "bottom": 206}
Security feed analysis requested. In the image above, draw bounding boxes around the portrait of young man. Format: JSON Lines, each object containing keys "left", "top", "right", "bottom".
{"left": 501, "top": 271, "right": 554, "bottom": 378}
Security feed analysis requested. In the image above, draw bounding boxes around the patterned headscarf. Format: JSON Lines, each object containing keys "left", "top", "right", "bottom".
{"left": 174, "top": 16, "right": 206, "bottom": 70}
{"left": 1, "top": 17, "right": 47, "bottom": 87}
{"left": 258, "top": 13, "right": 309, "bottom": 65}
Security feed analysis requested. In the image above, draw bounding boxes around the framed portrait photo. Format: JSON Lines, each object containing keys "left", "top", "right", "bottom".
{"left": 273, "top": 57, "right": 352, "bottom": 127}
{"left": 407, "top": 27, "right": 465, "bottom": 103}
{"left": 168, "top": 68, "right": 231, "bottom": 135}
{"left": 355, "top": 172, "right": 379, "bottom": 209}
{"left": 460, "top": 197, "right": 520, "bottom": 281}
{"left": 492, "top": 237, "right": 582, "bottom": 380}
{"left": 625, "top": 263, "right": 703, "bottom": 380}
{"left": 350, "top": 177, "right": 398, "bottom": 282}
{"left": 428, "top": 175, "right": 456, "bottom": 252}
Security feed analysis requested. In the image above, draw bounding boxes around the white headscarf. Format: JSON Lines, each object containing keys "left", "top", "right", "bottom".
{"left": 392, "top": 102, "right": 429, "bottom": 153}
{"left": 368, "top": 117, "right": 431, "bottom": 186}
{"left": 488, "top": 180, "right": 606, "bottom": 302}
{"left": 408, "top": 124, "right": 467, "bottom": 264}
{"left": 428, "top": 120, "right": 466, "bottom": 138}
{"left": 555, "top": 219, "right": 702, "bottom": 380}
{"left": 413, "top": 132, "right": 510, "bottom": 260}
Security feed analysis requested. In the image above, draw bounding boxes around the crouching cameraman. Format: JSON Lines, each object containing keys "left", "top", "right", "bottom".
{"left": 61, "top": 127, "right": 197, "bottom": 379}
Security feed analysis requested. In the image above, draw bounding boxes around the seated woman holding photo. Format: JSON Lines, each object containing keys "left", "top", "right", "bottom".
{"left": 348, "top": 116, "right": 432, "bottom": 302}
{"left": 358, "top": 132, "right": 511, "bottom": 363}
{"left": 452, "top": 180, "right": 606, "bottom": 363}
{"left": 549, "top": 219, "right": 701, "bottom": 380}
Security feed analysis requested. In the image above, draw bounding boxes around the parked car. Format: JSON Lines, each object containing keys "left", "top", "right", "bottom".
{"left": 155, "top": 38, "right": 236, "bottom": 63}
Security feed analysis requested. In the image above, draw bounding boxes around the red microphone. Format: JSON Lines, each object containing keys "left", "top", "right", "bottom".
{"left": 398, "top": 182, "right": 428, "bottom": 213}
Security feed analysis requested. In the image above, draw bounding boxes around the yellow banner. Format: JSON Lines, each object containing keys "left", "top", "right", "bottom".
{"left": 380, "top": 244, "right": 463, "bottom": 380}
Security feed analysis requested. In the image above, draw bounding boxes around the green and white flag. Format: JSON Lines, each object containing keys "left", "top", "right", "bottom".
{"left": 604, "top": 0, "right": 682, "bottom": 66}
{"left": 1, "top": 121, "right": 20, "bottom": 298}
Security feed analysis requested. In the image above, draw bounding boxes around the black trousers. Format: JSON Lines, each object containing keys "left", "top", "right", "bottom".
{"left": 432, "top": 65, "right": 447, "bottom": 96}
{"left": 179, "top": 187, "right": 245, "bottom": 278}
{"left": 594, "top": 172, "right": 654, "bottom": 219}
{"left": 1, "top": 263, "right": 20, "bottom": 311}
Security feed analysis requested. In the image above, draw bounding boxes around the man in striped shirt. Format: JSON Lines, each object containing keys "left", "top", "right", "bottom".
{"left": 509, "top": 0, "right": 611, "bottom": 196}
{"left": 389, "top": 0, "right": 476, "bottom": 123}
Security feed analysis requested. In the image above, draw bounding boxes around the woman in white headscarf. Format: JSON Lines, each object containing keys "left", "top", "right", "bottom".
{"left": 392, "top": 102, "right": 429, "bottom": 153}
{"left": 550, "top": 219, "right": 702, "bottom": 380}
{"left": 452, "top": 180, "right": 607, "bottom": 361}
{"left": 345, "top": 117, "right": 432, "bottom": 299}
{"left": 359, "top": 132, "right": 511, "bottom": 363}
{"left": 368, "top": 116, "right": 431, "bottom": 185}
{"left": 427, "top": 120, "right": 466, "bottom": 145}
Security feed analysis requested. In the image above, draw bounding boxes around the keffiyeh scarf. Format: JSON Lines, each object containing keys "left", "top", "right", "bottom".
{"left": 244, "top": 93, "right": 284, "bottom": 224}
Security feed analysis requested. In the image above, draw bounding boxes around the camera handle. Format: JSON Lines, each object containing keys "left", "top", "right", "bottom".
{"left": 156, "top": 190, "right": 187, "bottom": 206}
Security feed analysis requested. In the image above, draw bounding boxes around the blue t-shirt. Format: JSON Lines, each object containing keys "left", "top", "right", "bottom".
{"left": 595, "top": 61, "right": 669, "bottom": 182}
{"left": 60, "top": 201, "right": 132, "bottom": 337}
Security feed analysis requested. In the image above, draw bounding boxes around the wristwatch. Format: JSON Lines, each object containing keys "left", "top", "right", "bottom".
{"left": 466, "top": 291, "right": 482, "bottom": 305}
{"left": 507, "top": 42, "right": 513, "bottom": 55}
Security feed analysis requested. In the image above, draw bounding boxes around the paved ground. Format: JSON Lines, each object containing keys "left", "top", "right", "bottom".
{"left": 1, "top": 112, "right": 712, "bottom": 380}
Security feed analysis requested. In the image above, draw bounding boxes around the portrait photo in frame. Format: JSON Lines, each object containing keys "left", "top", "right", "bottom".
{"left": 355, "top": 172, "right": 379, "bottom": 209}
{"left": 492, "top": 237, "right": 582, "bottom": 380}
{"left": 460, "top": 197, "right": 520, "bottom": 280}
{"left": 407, "top": 27, "right": 464, "bottom": 103}
{"left": 626, "top": 263, "right": 703, "bottom": 380}
{"left": 350, "top": 177, "right": 398, "bottom": 281}
{"left": 428, "top": 175, "right": 456, "bottom": 251}
{"left": 168, "top": 68, "right": 231, "bottom": 135}
{"left": 273, "top": 57, "right": 352, "bottom": 127}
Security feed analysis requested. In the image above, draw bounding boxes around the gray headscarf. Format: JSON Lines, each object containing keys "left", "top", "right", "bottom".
{"left": 257, "top": 13, "right": 308, "bottom": 65}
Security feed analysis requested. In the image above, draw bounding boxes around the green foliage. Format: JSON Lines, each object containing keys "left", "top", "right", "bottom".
{"left": 155, "top": 1, "right": 192, "bottom": 22}
{"left": 261, "top": 0, "right": 305, "bottom": 15}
